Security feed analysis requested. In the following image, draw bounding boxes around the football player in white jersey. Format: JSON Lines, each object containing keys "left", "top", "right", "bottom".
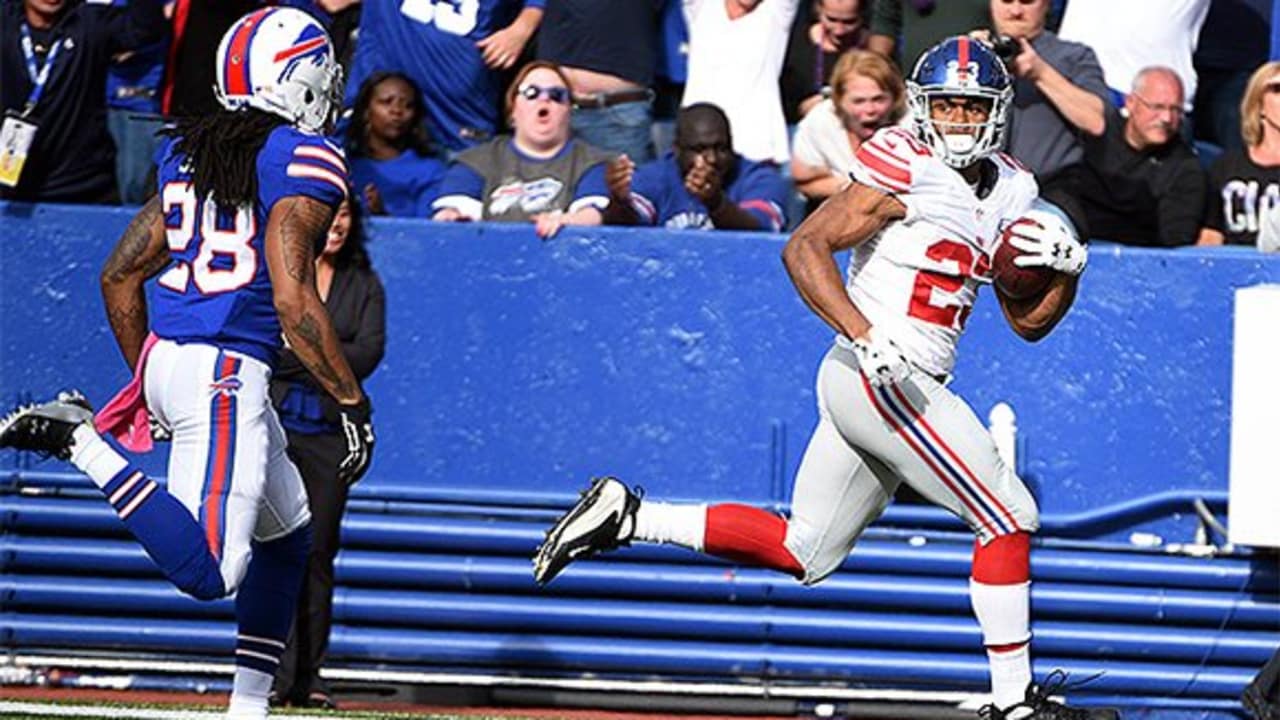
{"left": 533, "top": 36, "right": 1115, "bottom": 720}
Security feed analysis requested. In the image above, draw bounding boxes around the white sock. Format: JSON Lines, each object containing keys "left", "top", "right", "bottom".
{"left": 987, "top": 643, "right": 1032, "bottom": 715}
{"left": 633, "top": 501, "right": 707, "bottom": 551}
{"left": 226, "top": 666, "right": 273, "bottom": 719}
{"left": 69, "top": 425, "right": 127, "bottom": 490}
{"left": 970, "top": 579, "right": 1032, "bottom": 713}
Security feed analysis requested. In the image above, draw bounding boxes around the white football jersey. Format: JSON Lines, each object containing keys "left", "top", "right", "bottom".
{"left": 846, "top": 126, "right": 1038, "bottom": 377}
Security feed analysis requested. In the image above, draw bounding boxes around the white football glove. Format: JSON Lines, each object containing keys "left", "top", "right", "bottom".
{"left": 840, "top": 327, "right": 912, "bottom": 387}
{"left": 1007, "top": 207, "right": 1088, "bottom": 277}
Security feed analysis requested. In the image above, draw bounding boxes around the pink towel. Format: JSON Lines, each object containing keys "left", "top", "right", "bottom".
{"left": 94, "top": 333, "right": 159, "bottom": 453}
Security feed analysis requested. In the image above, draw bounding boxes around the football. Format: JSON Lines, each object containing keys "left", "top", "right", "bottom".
{"left": 993, "top": 217, "right": 1054, "bottom": 300}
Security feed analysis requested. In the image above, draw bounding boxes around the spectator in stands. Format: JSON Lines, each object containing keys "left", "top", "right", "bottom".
{"left": 431, "top": 61, "right": 612, "bottom": 238}
{"left": 1192, "top": 0, "right": 1270, "bottom": 153}
{"left": 602, "top": 103, "right": 788, "bottom": 231}
{"left": 347, "top": 0, "right": 545, "bottom": 154}
{"left": 347, "top": 72, "right": 447, "bottom": 218}
{"left": 106, "top": 0, "right": 170, "bottom": 206}
{"left": 866, "top": 0, "right": 989, "bottom": 72}
{"left": 1198, "top": 61, "right": 1280, "bottom": 248}
{"left": 0, "top": 0, "right": 166, "bottom": 203}
{"left": 780, "top": 0, "right": 870, "bottom": 123}
{"left": 790, "top": 49, "right": 904, "bottom": 210}
{"left": 652, "top": 0, "right": 691, "bottom": 159}
{"left": 160, "top": 0, "right": 255, "bottom": 118}
{"left": 269, "top": 197, "right": 386, "bottom": 711}
{"left": 1074, "top": 67, "right": 1206, "bottom": 247}
{"left": 537, "top": 0, "right": 663, "bottom": 162}
{"left": 978, "top": 0, "right": 1108, "bottom": 185}
{"left": 1057, "top": 0, "right": 1210, "bottom": 112}
{"left": 682, "top": 0, "right": 799, "bottom": 165}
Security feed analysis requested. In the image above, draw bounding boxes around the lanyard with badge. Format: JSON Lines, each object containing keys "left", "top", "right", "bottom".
{"left": 0, "top": 24, "right": 63, "bottom": 188}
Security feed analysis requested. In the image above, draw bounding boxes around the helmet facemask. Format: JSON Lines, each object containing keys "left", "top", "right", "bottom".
{"left": 906, "top": 82, "right": 1011, "bottom": 168}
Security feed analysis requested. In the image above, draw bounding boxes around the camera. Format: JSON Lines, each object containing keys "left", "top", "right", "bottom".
{"left": 990, "top": 34, "right": 1021, "bottom": 61}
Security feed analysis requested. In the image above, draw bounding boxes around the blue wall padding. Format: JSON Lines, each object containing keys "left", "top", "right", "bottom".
{"left": 4, "top": 203, "right": 1279, "bottom": 715}
{"left": 5, "top": 203, "right": 1279, "bottom": 530}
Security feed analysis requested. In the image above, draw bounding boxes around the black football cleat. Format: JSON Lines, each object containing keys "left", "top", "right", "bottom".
{"left": 979, "top": 671, "right": 1120, "bottom": 720}
{"left": 532, "top": 475, "right": 641, "bottom": 585}
{"left": 0, "top": 391, "right": 94, "bottom": 461}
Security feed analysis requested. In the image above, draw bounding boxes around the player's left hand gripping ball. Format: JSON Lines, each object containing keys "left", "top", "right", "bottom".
{"left": 1007, "top": 207, "right": 1088, "bottom": 277}
{"left": 338, "top": 396, "right": 375, "bottom": 486}
{"left": 844, "top": 327, "right": 912, "bottom": 387}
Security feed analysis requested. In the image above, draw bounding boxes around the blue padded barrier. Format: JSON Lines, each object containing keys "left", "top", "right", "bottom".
{"left": 4, "top": 205, "right": 1280, "bottom": 715}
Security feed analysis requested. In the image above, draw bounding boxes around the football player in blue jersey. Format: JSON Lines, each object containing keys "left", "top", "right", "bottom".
{"left": 0, "top": 9, "right": 371, "bottom": 719}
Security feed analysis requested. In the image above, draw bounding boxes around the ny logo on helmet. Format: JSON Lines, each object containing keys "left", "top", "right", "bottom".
{"left": 945, "top": 60, "right": 981, "bottom": 88}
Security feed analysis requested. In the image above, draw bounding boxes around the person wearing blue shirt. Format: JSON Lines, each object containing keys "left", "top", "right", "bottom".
{"left": 603, "top": 103, "right": 788, "bottom": 232}
{"left": 346, "top": 72, "right": 446, "bottom": 217}
{"left": 346, "top": 0, "right": 545, "bottom": 153}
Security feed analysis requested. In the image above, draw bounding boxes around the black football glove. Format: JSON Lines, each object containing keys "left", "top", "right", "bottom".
{"left": 337, "top": 395, "right": 374, "bottom": 486}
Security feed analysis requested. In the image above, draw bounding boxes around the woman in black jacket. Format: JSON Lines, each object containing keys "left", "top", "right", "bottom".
{"left": 270, "top": 197, "right": 386, "bottom": 709}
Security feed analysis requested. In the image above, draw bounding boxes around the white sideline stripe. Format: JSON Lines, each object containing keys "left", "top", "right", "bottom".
{"left": 0, "top": 703, "right": 334, "bottom": 720}
{"left": 12, "top": 654, "right": 986, "bottom": 706}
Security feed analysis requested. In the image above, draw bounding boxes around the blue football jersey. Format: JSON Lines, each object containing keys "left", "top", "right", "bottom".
{"left": 628, "top": 153, "right": 788, "bottom": 231}
{"left": 150, "top": 126, "right": 349, "bottom": 365}
{"left": 346, "top": 0, "right": 544, "bottom": 152}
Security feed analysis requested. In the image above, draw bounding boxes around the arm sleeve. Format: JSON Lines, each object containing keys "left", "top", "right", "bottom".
{"left": 523, "top": 0, "right": 546, "bottom": 8}
{"left": 100, "top": 0, "right": 169, "bottom": 54}
{"left": 850, "top": 127, "right": 923, "bottom": 193}
{"left": 626, "top": 160, "right": 664, "bottom": 225}
{"left": 342, "top": 272, "right": 387, "bottom": 380}
{"left": 791, "top": 112, "right": 827, "bottom": 168}
{"left": 262, "top": 134, "right": 351, "bottom": 212}
{"left": 569, "top": 162, "right": 610, "bottom": 213}
{"left": 431, "top": 162, "right": 486, "bottom": 219}
{"left": 1067, "top": 44, "right": 1111, "bottom": 104}
{"left": 1155, "top": 159, "right": 1208, "bottom": 247}
{"left": 733, "top": 161, "right": 788, "bottom": 232}
{"left": 414, "top": 158, "right": 448, "bottom": 217}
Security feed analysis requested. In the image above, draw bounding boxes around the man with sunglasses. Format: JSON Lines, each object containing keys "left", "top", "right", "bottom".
{"left": 1072, "top": 66, "right": 1207, "bottom": 247}
{"left": 601, "top": 103, "right": 788, "bottom": 231}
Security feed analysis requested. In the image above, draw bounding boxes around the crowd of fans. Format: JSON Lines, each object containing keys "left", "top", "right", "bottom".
{"left": 3, "top": 0, "right": 1279, "bottom": 248}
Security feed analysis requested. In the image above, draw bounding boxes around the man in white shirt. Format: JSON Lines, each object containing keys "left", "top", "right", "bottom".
{"left": 1057, "top": 0, "right": 1211, "bottom": 110}
{"left": 681, "top": 0, "right": 799, "bottom": 165}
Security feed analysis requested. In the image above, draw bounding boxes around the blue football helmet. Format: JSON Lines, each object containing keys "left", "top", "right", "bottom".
{"left": 906, "top": 36, "right": 1013, "bottom": 168}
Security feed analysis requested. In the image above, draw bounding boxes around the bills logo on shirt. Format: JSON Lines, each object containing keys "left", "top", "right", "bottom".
{"left": 489, "top": 177, "right": 564, "bottom": 215}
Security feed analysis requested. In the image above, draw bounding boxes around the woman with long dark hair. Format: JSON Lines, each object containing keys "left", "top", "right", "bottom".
{"left": 269, "top": 197, "right": 386, "bottom": 709}
{"left": 347, "top": 71, "right": 446, "bottom": 217}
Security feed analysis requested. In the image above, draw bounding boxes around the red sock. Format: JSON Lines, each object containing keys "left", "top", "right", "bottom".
{"left": 972, "top": 531, "right": 1031, "bottom": 585}
{"left": 704, "top": 504, "right": 804, "bottom": 579}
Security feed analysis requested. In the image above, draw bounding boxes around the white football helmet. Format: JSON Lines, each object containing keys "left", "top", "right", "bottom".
{"left": 214, "top": 7, "right": 343, "bottom": 135}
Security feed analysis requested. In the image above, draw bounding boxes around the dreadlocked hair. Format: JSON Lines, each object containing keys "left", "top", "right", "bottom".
{"left": 161, "top": 109, "right": 288, "bottom": 207}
